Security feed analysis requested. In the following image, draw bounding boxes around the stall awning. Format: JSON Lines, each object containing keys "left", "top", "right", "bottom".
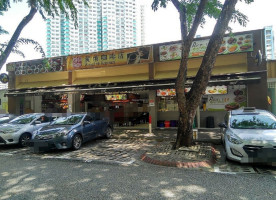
{"left": 5, "top": 70, "right": 265, "bottom": 96}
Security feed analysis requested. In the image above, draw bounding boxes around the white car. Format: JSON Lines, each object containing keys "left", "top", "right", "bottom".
{"left": 219, "top": 107, "right": 276, "bottom": 164}
{"left": 0, "top": 113, "right": 55, "bottom": 147}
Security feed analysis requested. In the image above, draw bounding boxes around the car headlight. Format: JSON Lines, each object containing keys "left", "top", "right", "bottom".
{"left": 56, "top": 129, "right": 69, "bottom": 137}
{"left": 227, "top": 134, "right": 243, "bottom": 144}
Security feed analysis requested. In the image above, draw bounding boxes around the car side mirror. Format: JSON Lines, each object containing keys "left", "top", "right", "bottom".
{"left": 35, "top": 121, "right": 41, "bottom": 124}
{"left": 218, "top": 122, "right": 227, "bottom": 128}
{"left": 83, "top": 121, "right": 91, "bottom": 125}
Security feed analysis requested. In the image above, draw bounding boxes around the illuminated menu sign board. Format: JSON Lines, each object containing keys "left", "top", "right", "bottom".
{"left": 105, "top": 94, "right": 127, "bottom": 101}
{"left": 157, "top": 86, "right": 227, "bottom": 97}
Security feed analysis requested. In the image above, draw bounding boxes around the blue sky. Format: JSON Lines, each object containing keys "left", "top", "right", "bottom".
{"left": 1, "top": 0, "right": 276, "bottom": 73}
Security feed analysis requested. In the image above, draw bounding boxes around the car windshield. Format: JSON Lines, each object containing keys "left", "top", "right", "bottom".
{"left": 52, "top": 115, "right": 84, "bottom": 125}
{"left": 9, "top": 114, "right": 37, "bottom": 124}
{"left": 230, "top": 113, "right": 276, "bottom": 129}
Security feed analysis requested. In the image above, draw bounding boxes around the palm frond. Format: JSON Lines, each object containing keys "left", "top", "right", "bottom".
{"left": 0, "top": 26, "right": 9, "bottom": 35}
{"left": 11, "top": 48, "right": 25, "bottom": 58}
{"left": 0, "top": 38, "right": 45, "bottom": 58}
{"left": 17, "top": 38, "right": 45, "bottom": 58}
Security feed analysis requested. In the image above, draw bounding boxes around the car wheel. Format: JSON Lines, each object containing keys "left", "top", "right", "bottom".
{"left": 72, "top": 134, "right": 82, "bottom": 150}
{"left": 105, "top": 127, "right": 112, "bottom": 139}
{"left": 19, "top": 133, "right": 31, "bottom": 147}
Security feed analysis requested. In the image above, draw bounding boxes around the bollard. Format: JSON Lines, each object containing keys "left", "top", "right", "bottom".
{"left": 149, "top": 115, "right": 152, "bottom": 134}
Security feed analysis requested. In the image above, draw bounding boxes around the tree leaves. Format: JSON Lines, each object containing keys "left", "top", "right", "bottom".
{"left": 0, "top": 26, "right": 9, "bottom": 35}
{"left": 0, "top": 0, "right": 88, "bottom": 69}
{"left": 151, "top": 0, "right": 253, "bottom": 31}
{"left": 2, "top": 0, "right": 88, "bottom": 28}
{"left": 0, "top": 38, "right": 45, "bottom": 58}
{"left": 152, "top": 0, "right": 168, "bottom": 11}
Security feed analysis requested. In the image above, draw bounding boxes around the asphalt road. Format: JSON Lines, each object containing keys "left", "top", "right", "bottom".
{"left": 0, "top": 156, "right": 276, "bottom": 200}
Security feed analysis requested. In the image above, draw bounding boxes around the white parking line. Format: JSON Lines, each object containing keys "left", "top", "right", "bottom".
{"left": 214, "top": 166, "right": 237, "bottom": 174}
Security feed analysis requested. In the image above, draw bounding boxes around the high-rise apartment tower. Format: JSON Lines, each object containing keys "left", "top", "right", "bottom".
{"left": 264, "top": 26, "right": 275, "bottom": 60}
{"left": 46, "top": 0, "right": 144, "bottom": 57}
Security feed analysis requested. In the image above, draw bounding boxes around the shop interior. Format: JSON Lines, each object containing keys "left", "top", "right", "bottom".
{"left": 157, "top": 96, "right": 179, "bottom": 128}
{"left": 80, "top": 91, "right": 149, "bottom": 128}
{"left": 42, "top": 94, "right": 68, "bottom": 113}
{"left": 156, "top": 85, "right": 247, "bottom": 128}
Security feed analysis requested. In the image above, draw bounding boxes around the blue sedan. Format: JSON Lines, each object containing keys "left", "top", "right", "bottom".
{"left": 29, "top": 113, "right": 112, "bottom": 152}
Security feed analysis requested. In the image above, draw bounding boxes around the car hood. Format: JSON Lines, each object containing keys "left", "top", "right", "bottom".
{"left": 232, "top": 128, "right": 276, "bottom": 141}
{"left": 37, "top": 125, "right": 73, "bottom": 135}
{"left": 0, "top": 123, "right": 24, "bottom": 134}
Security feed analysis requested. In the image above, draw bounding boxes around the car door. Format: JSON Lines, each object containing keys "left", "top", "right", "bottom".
{"left": 94, "top": 119, "right": 107, "bottom": 137}
{"left": 82, "top": 115, "right": 97, "bottom": 141}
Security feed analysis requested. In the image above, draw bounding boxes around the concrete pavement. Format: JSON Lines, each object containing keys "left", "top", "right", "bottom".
{"left": 112, "top": 128, "right": 222, "bottom": 143}
{"left": 113, "top": 128, "right": 221, "bottom": 169}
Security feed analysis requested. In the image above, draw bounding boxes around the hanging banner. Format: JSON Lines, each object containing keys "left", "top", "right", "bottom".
{"left": 206, "top": 85, "right": 247, "bottom": 111}
{"left": 67, "top": 46, "right": 153, "bottom": 70}
{"left": 159, "top": 33, "right": 253, "bottom": 61}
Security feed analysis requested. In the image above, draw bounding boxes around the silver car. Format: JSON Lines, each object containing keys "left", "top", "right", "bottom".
{"left": 219, "top": 107, "right": 276, "bottom": 164}
{"left": 0, "top": 113, "right": 55, "bottom": 147}
{"left": 0, "top": 114, "right": 17, "bottom": 124}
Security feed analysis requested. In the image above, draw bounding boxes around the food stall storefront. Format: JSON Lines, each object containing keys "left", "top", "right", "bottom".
{"left": 152, "top": 29, "right": 268, "bottom": 128}
{"left": 5, "top": 29, "right": 268, "bottom": 129}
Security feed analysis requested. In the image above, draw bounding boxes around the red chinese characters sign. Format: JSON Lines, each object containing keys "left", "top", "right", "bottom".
{"left": 67, "top": 46, "right": 153, "bottom": 70}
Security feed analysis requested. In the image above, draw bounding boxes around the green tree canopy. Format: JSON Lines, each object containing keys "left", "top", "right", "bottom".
{"left": 0, "top": 0, "right": 88, "bottom": 70}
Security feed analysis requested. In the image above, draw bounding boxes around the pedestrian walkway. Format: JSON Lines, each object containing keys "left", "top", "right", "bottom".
{"left": 113, "top": 128, "right": 221, "bottom": 143}
{"left": 113, "top": 128, "right": 221, "bottom": 169}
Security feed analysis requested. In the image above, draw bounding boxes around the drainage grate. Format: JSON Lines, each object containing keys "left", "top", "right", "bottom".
{"left": 254, "top": 167, "right": 276, "bottom": 175}
{"left": 214, "top": 165, "right": 256, "bottom": 174}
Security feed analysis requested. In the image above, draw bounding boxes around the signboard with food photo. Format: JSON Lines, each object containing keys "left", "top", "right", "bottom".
{"left": 206, "top": 85, "right": 247, "bottom": 111}
{"left": 205, "top": 86, "right": 227, "bottom": 95}
{"left": 157, "top": 86, "right": 227, "bottom": 97}
{"left": 159, "top": 33, "right": 253, "bottom": 61}
{"left": 6, "top": 57, "right": 65, "bottom": 76}
{"left": 67, "top": 46, "right": 153, "bottom": 70}
{"left": 157, "top": 89, "right": 176, "bottom": 97}
{"left": 105, "top": 94, "right": 127, "bottom": 101}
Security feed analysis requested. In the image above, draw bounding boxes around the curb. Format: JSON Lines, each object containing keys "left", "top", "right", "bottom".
{"left": 140, "top": 146, "right": 217, "bottom": 169}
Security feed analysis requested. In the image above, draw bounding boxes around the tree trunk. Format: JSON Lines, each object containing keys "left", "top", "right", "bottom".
{"left": 173, "top": 0, "right": 239, "bottom": 149}
{"left": 0, "top": 6, "right": 37, "bottom": 70}
{"left": 173, "top": 112, "right": 194, "bottom": 149}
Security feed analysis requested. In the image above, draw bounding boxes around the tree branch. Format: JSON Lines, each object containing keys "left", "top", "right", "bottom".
{"left": 172, "top": 0, "right": 189, "bottom": 115}
{"left": 0, "top": 5, "right": 37, "bottom": 69}
{"left": 187, "top": 0, "right": 208, "bottom": 41}
{"left": 171, "top": 0, "right": 181, "bottom": 12}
